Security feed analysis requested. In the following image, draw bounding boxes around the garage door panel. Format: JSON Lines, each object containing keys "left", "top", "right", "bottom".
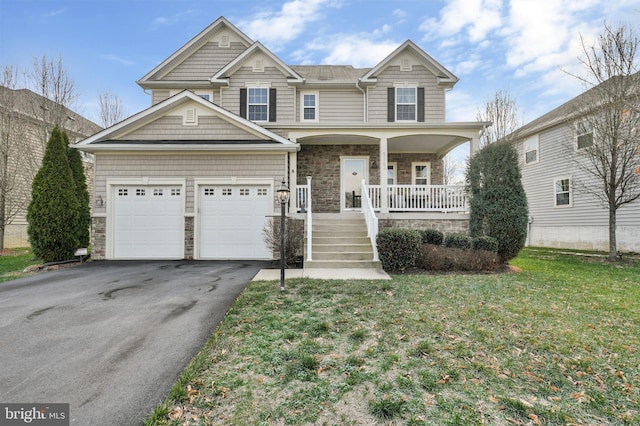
{"left": 113, "top": 186, "right": 184, "bottom": 259}
{"left": 199, "top": 185, "right": 272, "bottom": 259}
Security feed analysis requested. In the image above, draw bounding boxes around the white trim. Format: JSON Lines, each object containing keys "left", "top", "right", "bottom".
{"left": 553, "top": 176, "right": 573, "bottom": 208}
{"left": 395, "top": 86, "right": 418, "bottom": 122}
{"left": 247, "top": 86, "right": 269, "bottom": 122}
{"left": 106, "top": 178, "right": 186, "bottom": 259}
{"left": 300, "top": 91, "right": 319, "bottom": 122}
{"left": 411, "top": 162, "right": 431, "bottom": 186}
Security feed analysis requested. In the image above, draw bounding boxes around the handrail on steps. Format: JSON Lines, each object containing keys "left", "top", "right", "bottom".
{"left": 361, "top": 179, "right": 379, "bottom": 262}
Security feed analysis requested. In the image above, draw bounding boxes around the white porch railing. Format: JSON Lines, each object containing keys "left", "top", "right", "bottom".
{"left": 367, "top": 184, "right": 468, "bottom": 213}
{"left": 361, "top": 179, "right": 379, "bottom": 262}
{"left": 295, "top": 176, "right": 313, "bottom": 261}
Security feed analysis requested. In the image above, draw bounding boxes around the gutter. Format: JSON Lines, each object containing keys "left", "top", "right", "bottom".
{"left": 356, "top": 80, "right": 367, "bottom": 123}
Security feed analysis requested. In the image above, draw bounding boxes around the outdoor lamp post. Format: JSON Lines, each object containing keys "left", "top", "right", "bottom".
{"left": 276, "top": 180, "right": 290, "bottom": 292}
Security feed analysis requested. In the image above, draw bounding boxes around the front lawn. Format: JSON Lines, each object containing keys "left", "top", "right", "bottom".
{"left": 0, "top": 248, "right": 38, "bottom": 283}
{"left": 146, "top": 248, "right": 640, "bottom": 425}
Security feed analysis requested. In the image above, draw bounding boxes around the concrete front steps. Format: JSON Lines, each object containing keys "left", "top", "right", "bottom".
{"left": 304, "top": 213, "right": 382, "bottom": 269}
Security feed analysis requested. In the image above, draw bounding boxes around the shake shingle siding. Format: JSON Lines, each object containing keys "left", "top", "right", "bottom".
{"left": 119, "top": 116, "right": 265, "bottom": 140}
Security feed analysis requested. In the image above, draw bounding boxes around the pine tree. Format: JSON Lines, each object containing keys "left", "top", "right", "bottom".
{"left": 27, "top": 125, "right": 79, "bottom": 262}
{"left": 466, "top": 142, "right": 528, "bottom": 262}
{"left": 65, "top": 133, "right": 90, "bottom": 247}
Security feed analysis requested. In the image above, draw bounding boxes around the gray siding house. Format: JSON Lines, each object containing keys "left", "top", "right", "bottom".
{"left": 75, "top": 16, "right": 486, "bottom": 263}
{"left": 511, "top": 80, "right": 640, "bottom": 253}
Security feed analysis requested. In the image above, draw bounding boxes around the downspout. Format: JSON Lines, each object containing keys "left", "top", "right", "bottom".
{"left": 356, "top": 80, "right": 367, "bottom": 123}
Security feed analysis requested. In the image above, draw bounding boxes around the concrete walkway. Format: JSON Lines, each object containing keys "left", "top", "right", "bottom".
{"left": 252, "top": 268, "right": 391, "bottom": 281}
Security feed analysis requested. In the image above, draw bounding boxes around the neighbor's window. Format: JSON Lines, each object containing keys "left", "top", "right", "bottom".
{"left": 396, "top": 87, "right": 417, "bottom": 121}
{"left": 524, "top": 135, "right": 539, "bottom": 164}
{"left": 412, "top": 162, "right": 430, "bottom": 186}
{"left": 576, "top": 120, "right": 593, "bottom": 149}
{"left": 248, "top": 87, "right": 269, "bottom": 121}
{"left": 301, "top": 92, "right": 318, "bottom": 121}
{"left": 554, "top": 177, "right": 572, "bottom": 207}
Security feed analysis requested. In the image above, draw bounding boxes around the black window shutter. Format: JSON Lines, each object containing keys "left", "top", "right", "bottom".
{"left": 239, "top": 88, "right": 247, "bottom": 118}
{"left": 387, "top": 87, "right": 395, "bottom": 122}
{"left": 269, "top": 88, "right": 277, "bottom": 122}
{"left": 417, "top": 87, "right": 425, "bottom": 122}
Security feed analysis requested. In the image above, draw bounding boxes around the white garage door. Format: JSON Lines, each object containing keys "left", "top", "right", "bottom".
{"left": 113, "top": 186, "right": 184, "bottom": 259}
{"left": 199, "top": 185, "right": 272, "bottom": 259}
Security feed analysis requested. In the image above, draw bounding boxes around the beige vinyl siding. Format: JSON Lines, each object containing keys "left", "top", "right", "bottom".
{"left": 163, "top": 42, "right": 247, "bottom": 81}
{"left": 119, "top": 116, "right": 265, "bottom": 141}
{"left": 368, "top": 65, "right": 445, "bottom": 123}
{"left": 223, "top": 67, "right": 295, "bottom": 122}
{"left": 519, "top": 124, "right": 640, "bottom": 250}
{"left": 313, "top": 90, "right": 364, "bottom": 123}
{"left": 93, "top": 153, "right": 286, "bottom": 214}
{"left": 152, "top": 90, "right": 171, "bottom": 105}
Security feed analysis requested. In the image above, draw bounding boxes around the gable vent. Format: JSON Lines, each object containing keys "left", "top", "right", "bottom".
{"left": 220, "top": 35, "right": 230, "bottom": 48}
{"left": 183, "top": 108, "right": 197, "bottom": 126}
{"left": 253, "top": 59, "right": 264, "bottom": 72}
{"left": 401, "top": 57, "right": 412, "bottom": 72}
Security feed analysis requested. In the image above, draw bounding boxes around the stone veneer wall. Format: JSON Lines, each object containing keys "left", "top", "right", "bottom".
{"left": 91, "top": 216, "right": 106, "bottom": 260}
{"left": 296, "top": 144, "right": 443, "bottom": 213}
{"left": 184, "top": 217, "right": 194, "bottom": 259}
{"left": 379, "top": 216, "right": 469, "bottom": 234}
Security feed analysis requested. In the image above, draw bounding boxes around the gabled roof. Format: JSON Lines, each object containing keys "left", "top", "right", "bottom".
{"left": 360, "top": 40, "right": 458, "bottom": 88}
{"left": 74, "top": 90, "right": 298, "bottom": 152}
{"left": 137, "top": 16, "right": 254, "bottom": 85}
{"left": 210, "top": 41, "right": 304, "bottom": 84}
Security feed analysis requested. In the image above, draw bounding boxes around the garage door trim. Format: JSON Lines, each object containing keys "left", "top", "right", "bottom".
{"left": 106, "top": 179, "right": 186, "bottom": 259}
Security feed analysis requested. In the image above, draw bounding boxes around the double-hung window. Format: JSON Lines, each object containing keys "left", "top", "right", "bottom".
{"left": 412, "top": 162, "right": 430, "bottom": 186}
{"left": 524, "top": 135, "right": 539, "bottom": 165}
{"left": 554, "top": 177, "right": 572, "bottom": 207}
{"left": 396, "top": 87, "right": 417, "bottom": 121}
{"left": 248, "top": 87, "right": 269, "bottom": 121}
{"left": 301, "top": 92, "right": 318, "bottom": 121}
{"left": 576, "top": 120, "right": 593, "bottom": 149}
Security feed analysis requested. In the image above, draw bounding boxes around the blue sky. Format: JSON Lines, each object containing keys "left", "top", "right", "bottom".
{"left": 1, "top": 0, "right": 639, "bottom": 128}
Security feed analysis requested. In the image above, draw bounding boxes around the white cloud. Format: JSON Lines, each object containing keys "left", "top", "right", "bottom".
{"left": 293, "top": 30, "right": 399, "bottom": 67}
{"left": 237, "top": 0, "right": 340, "bottom": 50}
{"left": 420, "top": 0, "right": 503, "bottom": 44}
{"left": 101, "top": 54, "right": 134, "bottom": 66}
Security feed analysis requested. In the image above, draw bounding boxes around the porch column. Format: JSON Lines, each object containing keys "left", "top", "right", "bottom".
{"left": 470, "top": 135, "right": 481, "bottom": 157}
{"left": 380, "top": 137, "right": 389, "bottom": 213}
{"left": 288, "top": 150, "right": 297, "bottom": 214}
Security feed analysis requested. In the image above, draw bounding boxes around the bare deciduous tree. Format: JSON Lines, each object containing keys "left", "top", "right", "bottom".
{"left": 27, "top": 54, "right": 78, "bottom": 147}
{"left": 566, "top": 23, "right": 640, "bottom": 260}
{"left": 98, "top": 92, "right": 128, "bottom": 127}
{"left": 476, "top": 90, "right": 522, "bottom": 147}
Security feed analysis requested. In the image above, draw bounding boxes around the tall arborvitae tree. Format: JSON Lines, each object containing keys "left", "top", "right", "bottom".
{"left": 27, "top": 125, "right": 79, "bottom": 262}
{"left": 65, "top": 133, "right": 90, "bottom": 247}
{"left": 466, "top": 142, "right": 528, "bottom": 262}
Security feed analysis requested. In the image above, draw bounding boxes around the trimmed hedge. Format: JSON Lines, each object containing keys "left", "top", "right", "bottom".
{"left": 472, "top": 236, "right": 499, "bottom": 253}
{"left": 444, "top": 233, "right": 472, "bottom": 249}
{"left": 420, "top": 229, "right": 444, "bottom": 245}
{"left": 377, "top": 228, "right": 421, "bottom": 272}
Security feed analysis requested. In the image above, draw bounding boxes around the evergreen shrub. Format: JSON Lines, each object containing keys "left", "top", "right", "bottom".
{"left": 376, "top": 228, "right": 421, "bottom": 272}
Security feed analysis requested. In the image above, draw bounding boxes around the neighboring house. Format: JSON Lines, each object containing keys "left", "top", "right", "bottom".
{"left": 75, "top": 16, "right": 487, "bottom": 262}
{"left": 511, "top": 79, "right": 640, "bottom": 253}
{"left": 0, "top": 86, "right": 101, "bottom": 249}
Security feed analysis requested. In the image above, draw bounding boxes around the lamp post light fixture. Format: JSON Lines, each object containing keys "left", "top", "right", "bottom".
{"left": 276, "top": 180, "right": 290, "bottom": 292}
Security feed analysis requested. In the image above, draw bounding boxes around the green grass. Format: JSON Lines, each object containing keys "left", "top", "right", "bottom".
{"left": 145, "top": 247, "right": 640, "bottom": 425}
{"left": 0, "top": 248, "right": 38, "bottom": 283}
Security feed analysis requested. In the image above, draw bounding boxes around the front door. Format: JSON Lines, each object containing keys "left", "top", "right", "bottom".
{"left": 341, "top": 157, "right": 368, "bottom": 211}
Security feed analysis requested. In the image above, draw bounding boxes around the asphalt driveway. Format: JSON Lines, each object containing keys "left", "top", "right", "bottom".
{"left": 0, "top": 260, "right": 267, "bottom": 425}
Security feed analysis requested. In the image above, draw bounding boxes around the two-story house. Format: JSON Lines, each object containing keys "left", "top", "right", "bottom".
{"left": 75, "top": 16, "right": 487, "bottom": 263}
{"left": 511, "top": 76, "right": 640, "bottom": 253}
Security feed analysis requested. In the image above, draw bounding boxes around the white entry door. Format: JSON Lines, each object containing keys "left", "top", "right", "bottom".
{"left": 198, "top": 185, "right": 272, "bottom": 259}
{"left": 341, "top": 158, "right": 368, "bottom": 211}
{"left": 113, "top": 186, "right": 184, "bottom": 259}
